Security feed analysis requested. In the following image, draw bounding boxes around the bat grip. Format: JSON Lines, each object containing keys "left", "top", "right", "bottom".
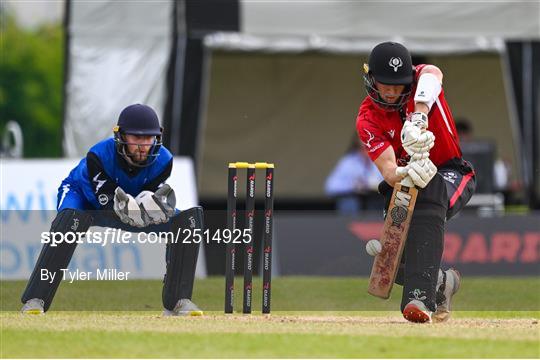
{"left": 400, "top": 175, "right": 414, "bottom": 188}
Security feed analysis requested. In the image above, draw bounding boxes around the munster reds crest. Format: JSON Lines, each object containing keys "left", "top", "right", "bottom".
{"left": 389, "top": 57, "right": 403, "bottom": 72}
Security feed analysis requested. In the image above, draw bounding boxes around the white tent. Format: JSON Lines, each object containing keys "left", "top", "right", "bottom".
{"left": 64, "top": 0, "right": 540, "bottom": 203}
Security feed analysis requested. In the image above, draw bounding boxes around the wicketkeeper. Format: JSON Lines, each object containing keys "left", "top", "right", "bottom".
{"left": 357, "top": 42, "right": 476, "bottom": 323}
{"left": 21, "top": 104, "right": 203, "bottom": 316}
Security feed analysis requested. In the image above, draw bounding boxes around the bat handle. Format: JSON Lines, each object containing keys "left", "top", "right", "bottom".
{"left": 400, "top": 175, "right": 414, "bottom": 188}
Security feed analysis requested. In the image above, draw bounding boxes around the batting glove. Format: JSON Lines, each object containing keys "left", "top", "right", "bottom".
{"left": 403, "top": 130, "right": 435, "bottom": 161}
{"left": 409, "top": 111, "right": 429, "bottom": 130}
{"left": 401, "top": 120, "right": 434, "bottom": 146}
{"left": 396, "top": 158, "right": 438, "bottom": 188}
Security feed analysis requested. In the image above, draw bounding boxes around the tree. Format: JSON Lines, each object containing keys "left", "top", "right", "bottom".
{"left": 0, "top": 14, "right": 64, "bottom": 157}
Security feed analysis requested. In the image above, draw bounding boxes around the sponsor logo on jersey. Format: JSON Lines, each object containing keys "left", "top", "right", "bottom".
{"left": 98, "top": 194, "right": 109, "bottom": 206}
{"left": 368, "top": 142, "right": 385, "bottom": 153}
{"left": 388, "top": 129, "right": 395, "bottom": 138}
{"left": 363, "top": 129, "right": 375, "bottom": 148}
{"left": 93, "top": 172, "right": 107, "bottom": 194}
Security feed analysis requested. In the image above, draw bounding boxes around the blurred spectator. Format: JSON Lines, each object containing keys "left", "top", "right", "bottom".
{"left": 455, "top": 118, "right": 510, "bottom": 192}
{"left": 325, "top": 134, "right": 383, "bottom": 214}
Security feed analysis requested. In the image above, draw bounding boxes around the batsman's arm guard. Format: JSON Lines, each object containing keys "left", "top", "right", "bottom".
{"left": 162, "top": 206, "right": 204, "bottom": 311}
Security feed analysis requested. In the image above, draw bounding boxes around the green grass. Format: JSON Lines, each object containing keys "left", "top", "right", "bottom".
{"left": 2, "top": 276, "right": 539, "bottom": 312}
{"left": 1, "top": 277, "right": 539, "bottom": 358}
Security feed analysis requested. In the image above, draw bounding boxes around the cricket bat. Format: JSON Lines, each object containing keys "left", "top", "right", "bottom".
{"left": 368, "top": 176, "right": 418, "bottom": 299}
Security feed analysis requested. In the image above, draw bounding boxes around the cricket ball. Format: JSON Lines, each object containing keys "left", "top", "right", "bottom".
{"left": 366, "top": 239, "right": 382, "bottom": 256}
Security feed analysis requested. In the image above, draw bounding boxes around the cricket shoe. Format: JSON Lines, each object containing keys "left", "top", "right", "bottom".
{"left": 21, "top": 298, "right": 45, "bottom": 315}
{"left": 403, "top": 300, "right": 432, "bottom": 323}
{"left": 162, "top": 299, "right": 203, "bottom": 317}
{"left": 433, "top": 268, "right": 461, "bottom": 322}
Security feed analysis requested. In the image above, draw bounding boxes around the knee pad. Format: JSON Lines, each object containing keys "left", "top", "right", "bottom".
{"left": 162, "top": 206, "right": 203, "bottom": 310}
{"left": 21, "top": 209, "right": 93, "bottom": 311}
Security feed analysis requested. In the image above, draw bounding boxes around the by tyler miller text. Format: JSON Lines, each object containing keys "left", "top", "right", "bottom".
{"left": 40, "top": 268, "right": 130, "bottom": 283}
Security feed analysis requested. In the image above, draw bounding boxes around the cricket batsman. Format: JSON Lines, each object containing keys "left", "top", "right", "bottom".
{"left": 357, "top": 42, "right": 476, "bottom": 323}
{"left": 21, "top": 104, "right": 203, "bottom": 316}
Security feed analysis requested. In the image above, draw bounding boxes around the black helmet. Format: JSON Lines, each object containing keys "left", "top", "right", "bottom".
{"left": 363, "top": 42, "right": 414, "bottom": 111}
{"left": 113, "top": 104, "right": 163, "bottom": 167}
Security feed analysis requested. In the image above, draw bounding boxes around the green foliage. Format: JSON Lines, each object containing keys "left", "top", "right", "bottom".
{"left": 0, "top": 15, "right": 64, "bottom": 157}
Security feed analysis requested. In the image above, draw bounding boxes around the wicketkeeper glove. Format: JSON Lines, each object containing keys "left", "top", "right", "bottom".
{"left": 113, "top": 187, "right": 147, "bottom": 227}
{"left": 135, "top": 184, "right": 176, "bottom": 225}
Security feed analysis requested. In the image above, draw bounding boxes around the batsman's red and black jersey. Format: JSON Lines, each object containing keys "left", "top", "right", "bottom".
{"left": 356, "top": 64, "right": 462, "bottom": 167}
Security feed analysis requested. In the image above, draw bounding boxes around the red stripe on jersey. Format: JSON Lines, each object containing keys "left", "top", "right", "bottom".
{"left": 449, "top": 172, "right": 474, "bottom": 208}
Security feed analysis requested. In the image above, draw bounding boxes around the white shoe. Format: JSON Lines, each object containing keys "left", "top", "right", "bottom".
{"left": 162, "top": 299, "right": 203, "bottom": 317}
{"left": 403, "top": 299, "right": 432, "bottom": 323}
{"left": 21, "top": 298, "right": 45, "bottom": 315}
{"left": 434, "top": 268, "right": 461, "bottom": 322}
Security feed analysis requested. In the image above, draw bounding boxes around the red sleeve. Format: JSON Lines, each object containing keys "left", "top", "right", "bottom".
{"left": 356, "top": 105, "right": 390, "bottom": 162}
{"left": 413, "top": 64, "right": 427, "bottom": 82}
